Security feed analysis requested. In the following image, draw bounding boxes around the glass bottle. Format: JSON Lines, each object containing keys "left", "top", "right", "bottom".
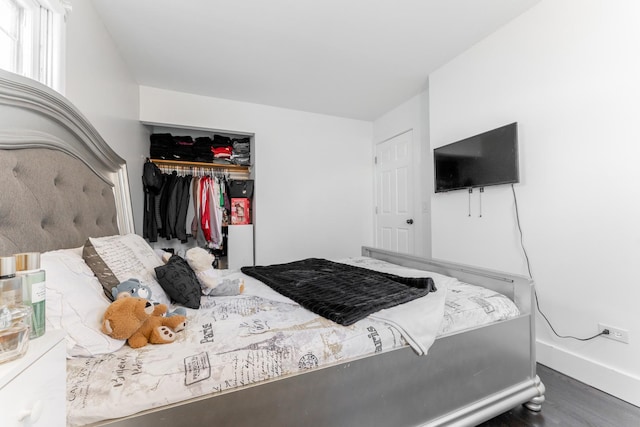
{"left": 15, "top": 253, "right": 46, "bottom": 339}
{"left": 0, "top": 256, "right": 23, "bottom": 306}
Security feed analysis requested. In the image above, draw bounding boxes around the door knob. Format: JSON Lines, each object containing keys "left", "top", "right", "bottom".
{"left": 406, "top": 219, "right": 414, "bottom": 224}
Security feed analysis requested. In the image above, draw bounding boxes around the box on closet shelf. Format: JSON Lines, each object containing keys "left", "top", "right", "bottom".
{"left": 231, "top": 198, "right": 251, "bottom": 225}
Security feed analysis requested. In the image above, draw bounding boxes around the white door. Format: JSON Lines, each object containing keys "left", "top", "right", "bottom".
{"left": 375, "top": 131, "right": 415, "bottom": 254}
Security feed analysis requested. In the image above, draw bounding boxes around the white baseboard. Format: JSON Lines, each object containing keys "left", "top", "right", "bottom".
{"left": 536, "top": 340, "right": 640, "bottom": 407}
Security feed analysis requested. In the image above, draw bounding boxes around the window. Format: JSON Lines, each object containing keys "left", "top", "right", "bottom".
{"left": 0, "top": 0, "right": 21, "bottom": 74}
{"left": 0, "top": 0, "right": 70, "bottom": 93}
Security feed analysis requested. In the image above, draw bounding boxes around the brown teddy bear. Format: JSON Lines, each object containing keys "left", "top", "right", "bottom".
{"left": 101, "top": 293, "right": 187, "bottom": 348}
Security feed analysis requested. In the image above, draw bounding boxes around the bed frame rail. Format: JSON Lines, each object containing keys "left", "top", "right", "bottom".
{"left": 361, "top": 246, "right": 534, "bottom": 315}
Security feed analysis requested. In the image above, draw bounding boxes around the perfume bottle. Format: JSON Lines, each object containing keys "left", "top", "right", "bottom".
{"left": 0, "top": 256, "right": 23, "bottom": 306}
{"left": 0, "top": 303, "right": 31, "bottom": 364}
{"left": 15, "top": 252, "right": 46, "bottom": 339}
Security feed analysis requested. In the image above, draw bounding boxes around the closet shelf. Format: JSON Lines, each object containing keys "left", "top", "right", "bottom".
{"left": 150, "top": 158, "right": 250, "bottom": 172}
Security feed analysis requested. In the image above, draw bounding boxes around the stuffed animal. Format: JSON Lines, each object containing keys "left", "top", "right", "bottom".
{"left": 112, "top": 278, "right": 187, "bottom": 317}
{"left": 185, "top": 247, "right": 244, "bottom": 296}
{"left": 101, "top": 293, "right": 187, "bottom": 348}
{"left": 111, "top": 278, "right": 153, "bottom": 300}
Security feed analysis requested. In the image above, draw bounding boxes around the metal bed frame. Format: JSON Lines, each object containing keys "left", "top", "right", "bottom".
{"left": 94, "top": 247, "right": 544, "bottom": 427}
{"left": 0, "top": 70, "right": 544, "bottom": 427}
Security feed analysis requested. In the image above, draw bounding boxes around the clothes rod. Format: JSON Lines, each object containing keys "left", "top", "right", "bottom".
{"left": 150, "top": 158, "right": 251, "bottom": 171}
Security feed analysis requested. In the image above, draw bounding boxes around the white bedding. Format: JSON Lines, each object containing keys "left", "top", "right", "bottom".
{"left": 341, "top": 257, "right": 521, "bottom": 336}
{"left": 59, "top": 255, "right": 519, "bottom": 426}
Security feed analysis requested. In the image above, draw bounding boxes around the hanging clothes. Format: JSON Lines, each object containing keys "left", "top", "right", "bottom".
{"left": 143, "top": 161, "right": 236, "bottom": 249}
{"left": 191, "top": 176, "right": 206, "bottom": 246}
{"left": 145, "top": 169, "right": 193, "bottom": 243}
{"left": 166, "top": 174, "right": 182, "bottom": 239}
{"left": 200, "top": 176, "right": 212, "bottom": 243}
{"left": 175, "top": 175, "right": 192, "bottom": 243}
{"left": 142, "top": 162, "right": 165, "bottom": 243}
{"left": 158, "top": 171, "right": 177, "bottom": 239}
{"left": 208, "top": 176, "right": 224, "bottom": 249}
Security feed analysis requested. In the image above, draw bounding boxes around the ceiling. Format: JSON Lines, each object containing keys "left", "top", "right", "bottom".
{"left": 91, "top": 0, "right": 539, "bottom": 121}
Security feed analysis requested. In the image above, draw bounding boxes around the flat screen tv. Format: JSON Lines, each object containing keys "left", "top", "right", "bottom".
{"left": 434, "top": 122, "right": 519, "bottom": 193}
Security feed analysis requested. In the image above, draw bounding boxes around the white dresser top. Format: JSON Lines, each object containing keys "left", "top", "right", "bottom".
{"left": 0, "top": 329, "right": 65, "bottom": 389}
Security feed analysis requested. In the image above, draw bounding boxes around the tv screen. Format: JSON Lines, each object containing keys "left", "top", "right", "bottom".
{"left": 434, "top": 122, "right": 519, "bottom": 193}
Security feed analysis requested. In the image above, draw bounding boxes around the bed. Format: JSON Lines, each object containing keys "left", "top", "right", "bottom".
{"left": 0, "top": 69, "right": 545, "bottom": 427}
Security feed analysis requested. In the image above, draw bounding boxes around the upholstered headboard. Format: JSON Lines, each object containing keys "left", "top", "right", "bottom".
{"left": 0, "top": 70, "right": 134, "bottom": 255}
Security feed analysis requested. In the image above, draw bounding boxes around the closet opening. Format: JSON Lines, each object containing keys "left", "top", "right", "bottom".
{"left": 141, "top": 122, "right": 255, "bottom": 271}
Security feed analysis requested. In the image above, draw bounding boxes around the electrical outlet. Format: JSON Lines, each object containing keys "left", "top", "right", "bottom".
{"left": 598, "top": 323, "right": 629, "bottom": 344}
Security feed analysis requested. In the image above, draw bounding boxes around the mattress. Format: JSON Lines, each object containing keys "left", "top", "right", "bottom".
{"left": 64, "top": 257, "right": 520, "bottom": 426}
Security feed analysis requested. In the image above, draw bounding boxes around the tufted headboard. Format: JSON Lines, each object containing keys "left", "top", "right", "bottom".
{"left": 0, "top": 70, "right": 134, "bottom": 255}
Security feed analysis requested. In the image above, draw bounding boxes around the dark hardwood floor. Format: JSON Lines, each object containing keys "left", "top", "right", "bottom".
{"left": 478, "top": 364, "right": 640, "bottom": 426}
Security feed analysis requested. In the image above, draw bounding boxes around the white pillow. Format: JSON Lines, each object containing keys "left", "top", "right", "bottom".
{"left": 82, "top": 233, "right": 170, "bottom": 306}
{"left": 42, "top": 248, "right": 125, "bottom": 357}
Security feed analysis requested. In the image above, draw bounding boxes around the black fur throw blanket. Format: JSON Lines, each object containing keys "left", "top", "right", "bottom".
{"left": 241, "top": 258, "right": 436, "bottom": 326}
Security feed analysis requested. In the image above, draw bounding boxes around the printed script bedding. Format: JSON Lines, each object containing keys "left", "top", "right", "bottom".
{"left": 45, "top": 247, "right": 519, "bottom": 426}
{"left": 66, "top": 260, "right": 454, "bottom": 426}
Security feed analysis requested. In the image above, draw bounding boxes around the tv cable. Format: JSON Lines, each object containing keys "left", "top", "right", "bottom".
{"left": 511, "top": 184, "right": 605, "bottom": 342}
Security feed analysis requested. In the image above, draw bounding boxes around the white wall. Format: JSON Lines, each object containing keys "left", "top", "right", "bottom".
{"left": 429, "top": 0, "right": 640, "bottom": 405}
{"left": 65, "top": 0, "right": 148, "bottom": 234}
{"left": 373, "top": 90, "right": 432, "bottom": 258}
{"left": 139, "top": 86, "right": 373, "bottom": 265}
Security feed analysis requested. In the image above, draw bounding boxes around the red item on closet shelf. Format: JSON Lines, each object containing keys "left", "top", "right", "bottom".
{"left": 231, "top": 198, "right": 251, "bottom": 225}
{"left": 212, "top": 146, "right": 232, "bottom": 158}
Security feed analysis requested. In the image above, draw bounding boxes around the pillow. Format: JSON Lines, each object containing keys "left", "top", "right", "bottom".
{"left": 82, "top": 238, "right": 119, "bottom": 298}
{"left": 154, "top": 255, "right": 201, "bottom": 309}
{"left": 42, "top": 247, "right": 126, "bottom": 357}
{"left": 82, "top": 234, "right": 170, "bottom": 306}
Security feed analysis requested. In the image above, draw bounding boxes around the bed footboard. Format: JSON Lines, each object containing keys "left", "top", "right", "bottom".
{"left": 523, "top": 376, "right": 546, "bottom": 412}
{"left": 98, "top": 316, "right": 542, "bottom": 427}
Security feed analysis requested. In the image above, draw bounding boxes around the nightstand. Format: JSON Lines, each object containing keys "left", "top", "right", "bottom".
{"left": 0, "top": 329, "right": 66, "bottom": 427}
